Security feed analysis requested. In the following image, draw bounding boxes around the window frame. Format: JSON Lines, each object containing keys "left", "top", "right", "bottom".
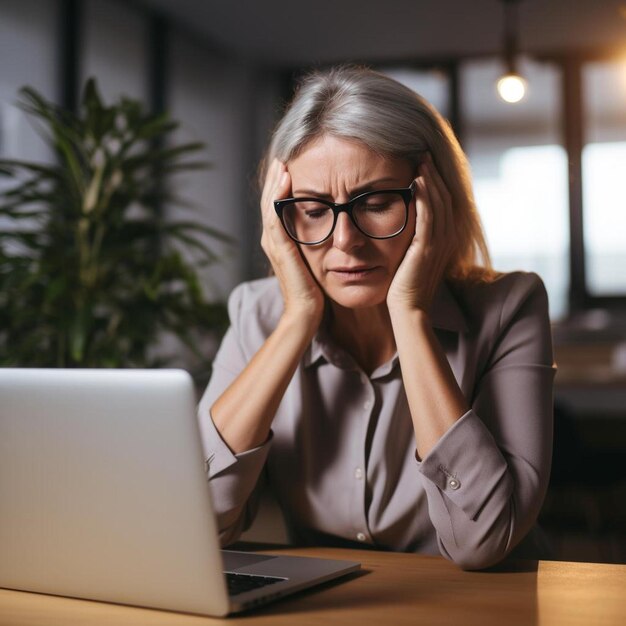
{"left": 367, "top": 52, "right": 626, "bottom": 316}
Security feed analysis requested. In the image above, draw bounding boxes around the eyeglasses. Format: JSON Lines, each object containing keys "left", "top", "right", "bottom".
{"left": 274, "top": 181, "right": 416, "bottom": 246}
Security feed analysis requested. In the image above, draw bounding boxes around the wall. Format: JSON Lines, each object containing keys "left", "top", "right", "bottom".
{"left": 81, "top": 0, "right": 149, "bottom": 103}
{"left": 0, "top": 0, "right": 59, "bottom": 162}
{"left": 166, "top": 34, "right": 261, "bottom": 296}
{"left": 0, "top": 0, "right": 281, "bottom": 299}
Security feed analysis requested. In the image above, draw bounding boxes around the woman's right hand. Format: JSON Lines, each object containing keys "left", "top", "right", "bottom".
{"left": 260, "top": 159, "right": 325, "bottom": 327}
{"left": 209, "top": 161, "right": 325, "bottom": 454}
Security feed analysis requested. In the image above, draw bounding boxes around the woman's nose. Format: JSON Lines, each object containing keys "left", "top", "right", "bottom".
{"left": 332, "top": 212, "right": 365, "bottom": 251}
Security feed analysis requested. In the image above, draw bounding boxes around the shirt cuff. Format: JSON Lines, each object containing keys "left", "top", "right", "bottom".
{"left": 416, "top": 409, "right": 511, "bottom": 520}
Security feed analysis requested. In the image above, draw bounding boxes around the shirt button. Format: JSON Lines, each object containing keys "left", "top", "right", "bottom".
{"left": 363, "top": 400, "right": 372, "bottom": 410}
{"left": 448, "top": 478, "right": 461, "bottom": 490}
{"left": 356, "top": 532, "right": 367, "bottom": 542}
{"left": 354, "top": 467, "right": 363, "bottom": 480}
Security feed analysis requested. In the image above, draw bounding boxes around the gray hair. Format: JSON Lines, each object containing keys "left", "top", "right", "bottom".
{"left": 262, "top": 65, "right": 493, "bottom": 280}
{"left": 268, "top": 66, "right": 433, "bottom": 165}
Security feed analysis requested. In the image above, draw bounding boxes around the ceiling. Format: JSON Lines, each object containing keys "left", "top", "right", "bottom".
{"left": 135, "top": 0, "right": 626, "bottom": 67}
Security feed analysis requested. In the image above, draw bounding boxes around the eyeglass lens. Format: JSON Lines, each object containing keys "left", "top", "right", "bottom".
{"left": 282, "top": 191, "right": 407, "bottom": 244}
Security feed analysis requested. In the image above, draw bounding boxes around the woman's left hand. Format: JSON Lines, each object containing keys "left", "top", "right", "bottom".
{"left": 386, "top": 154, "right": 457, "bottom": 314}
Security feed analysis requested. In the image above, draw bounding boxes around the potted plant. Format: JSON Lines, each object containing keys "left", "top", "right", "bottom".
{"left": 0, "top": 79, "right": 230, "bottom": 380}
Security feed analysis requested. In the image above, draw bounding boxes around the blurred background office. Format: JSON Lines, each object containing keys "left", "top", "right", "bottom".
{"left": 1, "top": 0, "right": 625, "bottom": 563}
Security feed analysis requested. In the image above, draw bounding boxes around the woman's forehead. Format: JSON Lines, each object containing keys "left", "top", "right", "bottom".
{"left": 288, "top": 135, "right": 411, "bottom": 188}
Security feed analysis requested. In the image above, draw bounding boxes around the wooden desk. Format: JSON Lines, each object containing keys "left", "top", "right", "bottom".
{"left": 1, "top": 547, "right": 625, "bottom": 626}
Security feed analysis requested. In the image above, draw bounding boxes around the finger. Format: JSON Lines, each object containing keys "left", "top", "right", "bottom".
{"left": 276, "top": 166, "right": 291, "bottom": 198}
{"left": 263, "top": 165, "right": 296, "bottom": 249}
{"left": 269, "top": 169, "right": 292, "bottom": 227}
{"left": 424, "top": 157, "right": 452, "bottom": 244}
{"left": 415, "top": 166, "right": 434, "bottom": 245}
{"left": 425, "top": 153, "right": 450, "bottom": 202}
{"left": 260, "top": 159, "right": 283, "bottom": 216}
{"left": 424, "top": 162, "right": 446, "bottom": 244}
{"left": 261, "top": 161, "right": 290, "bottom": 226}
{"left": 271, "top": 169, "right": 293, "bottom": 236}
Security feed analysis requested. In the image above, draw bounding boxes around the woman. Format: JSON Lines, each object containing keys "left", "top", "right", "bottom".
{"left": 198, "top": 66, "right": 555, "bottom": 570}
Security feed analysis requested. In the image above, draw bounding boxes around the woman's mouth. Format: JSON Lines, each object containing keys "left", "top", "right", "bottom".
{"left": 328, "top": 266, "right": 380, "bottom": 281}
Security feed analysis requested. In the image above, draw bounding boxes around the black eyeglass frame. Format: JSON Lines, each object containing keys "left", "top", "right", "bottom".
{"left": 273, "top": 180, "right": 417, "bottom": 246}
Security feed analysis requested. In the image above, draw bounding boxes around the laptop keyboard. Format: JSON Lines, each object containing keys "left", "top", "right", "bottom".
{"left": 225, "top": 572, "right": 286, "bottom": 596}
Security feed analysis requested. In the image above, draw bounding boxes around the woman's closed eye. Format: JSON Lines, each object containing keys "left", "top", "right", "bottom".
{"left": 297, "top": 203, "right": 331, "bottom": 220}
{"left": 357, "top": 198, "right": 395, "bottom": 213}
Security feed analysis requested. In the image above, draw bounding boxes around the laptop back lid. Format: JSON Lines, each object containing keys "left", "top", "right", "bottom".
{"left": 0, "top": 368, "right": 230, "bottom": 616}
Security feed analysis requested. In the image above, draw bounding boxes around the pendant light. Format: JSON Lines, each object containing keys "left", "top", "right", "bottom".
{"left": 496, "top": 0, "right": 527, "bottom": 104}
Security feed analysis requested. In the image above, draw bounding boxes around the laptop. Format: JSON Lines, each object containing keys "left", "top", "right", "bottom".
{"left": 0, "top": 368, "right": 360, "bottom": 616}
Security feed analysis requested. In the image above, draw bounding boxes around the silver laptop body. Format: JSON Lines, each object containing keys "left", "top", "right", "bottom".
{"left": 0, "top": 368, "right": 360, "bottom": 616}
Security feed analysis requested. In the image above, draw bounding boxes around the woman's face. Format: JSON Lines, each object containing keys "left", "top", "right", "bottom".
{"left": 286, "top": 135, "right": 416, "bottom": 310}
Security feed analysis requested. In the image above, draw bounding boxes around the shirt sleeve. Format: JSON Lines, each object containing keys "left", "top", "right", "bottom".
{"left": 197, "top": 283, "right": 274, "bottom": 546}
{"left": 416, "top": 273, "right": 555, "bottom": 570}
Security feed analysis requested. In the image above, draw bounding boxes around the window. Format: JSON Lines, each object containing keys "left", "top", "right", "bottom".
{"left": 383, "top": 67, "right": 450, "bottom": 119}
{"left": 582, "top": 57, "right": 626, "bottom": 296}
{"left": 461, "top": 57, "right": 569, "bottom": 319}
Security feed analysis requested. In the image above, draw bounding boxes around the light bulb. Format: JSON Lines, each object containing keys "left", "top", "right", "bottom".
{"left": 497, "top": 73, "right": 527, "bottom": 103}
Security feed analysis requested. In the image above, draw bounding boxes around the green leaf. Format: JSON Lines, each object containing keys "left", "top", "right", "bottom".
{"left": 1, "top": 79, "right": 228, "bottom": 368}
{"left": 159, "top": 220, "right": 234, "bottom": 246}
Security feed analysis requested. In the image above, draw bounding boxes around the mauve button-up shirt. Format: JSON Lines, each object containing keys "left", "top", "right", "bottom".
{"left": 197, "top": 271, "right": 555, "bottom": 569}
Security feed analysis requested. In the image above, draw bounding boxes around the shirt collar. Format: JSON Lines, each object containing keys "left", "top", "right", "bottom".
{"left": 303, "top": 280, "right": 467, "bottom": 369}
{"left": 303, "top": 310, "right": 338, "bottom": 369}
